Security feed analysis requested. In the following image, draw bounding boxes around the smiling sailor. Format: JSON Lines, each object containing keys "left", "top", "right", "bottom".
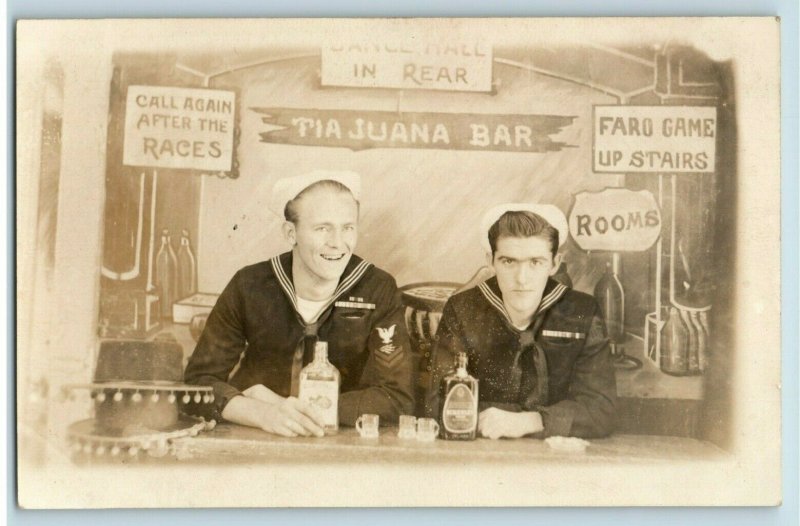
{"left": 185, "top": 170, "right": 413, "bottom": 437}
{"left": 425, "top": 204, "right": 616, "bottom": 439}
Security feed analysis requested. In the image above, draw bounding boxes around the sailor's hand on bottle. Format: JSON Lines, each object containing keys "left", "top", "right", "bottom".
{"left": 259, "top": 396, "right": 326, "bottom": 438}
{"left": 478, "top": 408, "right": 544, "bottom": 439}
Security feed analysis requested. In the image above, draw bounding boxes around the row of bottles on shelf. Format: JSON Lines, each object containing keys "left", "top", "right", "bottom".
{"left": 155, "top": 229, "right": 197, "bottom": 321}
{"left": 660, "top": 306, "right": 708, "bottom": 376}
{"left": 593, "top": 259, "right": 707, "bottom": 376}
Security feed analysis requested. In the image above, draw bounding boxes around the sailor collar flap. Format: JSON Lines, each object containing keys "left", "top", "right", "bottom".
{"left": 270, "top": 252, "right": 373, "bottom": 315}
{"left": 477, "top": 277, "right": 568, "bottom": 330}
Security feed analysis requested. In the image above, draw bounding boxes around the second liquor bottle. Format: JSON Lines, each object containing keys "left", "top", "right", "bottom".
{"left": 439, "top": 352, "right": 479, "bottom": 440}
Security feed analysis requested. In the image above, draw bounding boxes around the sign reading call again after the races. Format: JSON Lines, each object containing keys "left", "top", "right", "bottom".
{"left": 123, "top": 86, "right": 236, "bottom": 172}
{"left": 593, "top": 105, "right": 716, "bottom": 174}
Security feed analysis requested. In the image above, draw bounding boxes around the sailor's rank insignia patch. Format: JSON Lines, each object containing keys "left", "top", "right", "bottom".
{"left": 374, "top": 325, "right": 404, "bottom": 368}
{"left": 377, "top": 324, "right": 397, "bottom": 355}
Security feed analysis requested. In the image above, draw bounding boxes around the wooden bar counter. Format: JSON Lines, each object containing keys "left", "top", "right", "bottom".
{"left": 169, "top": 423, "right": 729, "bottom": 465}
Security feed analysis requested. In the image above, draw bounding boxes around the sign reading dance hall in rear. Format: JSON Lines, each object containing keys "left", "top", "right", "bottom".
{"left": 321, "top": 40, "right": 493, "bottom": 92}
{"left": 593, "top": 105, "right": 717, "bottom": 173}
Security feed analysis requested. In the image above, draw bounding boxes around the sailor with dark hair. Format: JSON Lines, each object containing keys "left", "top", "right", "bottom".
{"left": 426, "top": 204, "right": 616, "bottom": 439}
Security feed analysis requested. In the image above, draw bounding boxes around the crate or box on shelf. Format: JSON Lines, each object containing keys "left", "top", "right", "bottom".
{"left": 98, "top": 288, "right": 161, "bottom": 339}
{"left": 172, "top": 293, "right": 220, "bottom": 324}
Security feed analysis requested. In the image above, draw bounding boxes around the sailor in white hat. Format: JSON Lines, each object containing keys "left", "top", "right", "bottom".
{"left": 269, "top": 170, "right": 362, "bottom": 220}
{"left": 425, "top": 203, "right": 616, "bottom": 441}
{"left": 185, "top": 170, "right": 414, "bottom": 438}
{"left": 271, "top": 170, "right": 363, "bottom": 299}
{"left": 478, "top": 203, "right": 569, "bottom": 256}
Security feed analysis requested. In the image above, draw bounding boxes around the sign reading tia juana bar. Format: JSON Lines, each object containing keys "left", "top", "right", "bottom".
{"left": 251, "top": 107, "right": 575, "bottom": 152}
{"left": 593, "top": 105, "right": 717, "bottom": 173}
{"left": 123, "top": 86, "right": 236, "bottom": 171}
{"left": 321, "top": 40, "right": 493, "bottom": 92}
{"left": 569, "top": 188, "right": 662, "bottom": 252}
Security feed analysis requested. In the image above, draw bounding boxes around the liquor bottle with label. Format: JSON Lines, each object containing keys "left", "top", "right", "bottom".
{"left": 439, "top": 352, "right": 479, "bottom": 440}
{"left": 155, "top": 229, "right": 178, "bottom": 321}
{"left": 298, "top": 341, "right": 340, "bottom": 434}
{"left": 176, "top": 229, "right": 197, "bottom": 300}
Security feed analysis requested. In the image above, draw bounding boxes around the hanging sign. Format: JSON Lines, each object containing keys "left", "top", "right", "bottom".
{"left": 251, "top": 107, "right": 575, "bottom": 152}
{"left": 569, "top": 188, "right": 662, "bottom": 252}
{"left": 593, "top": 105, "right": 716, "bottom": 174}
{"left": 123, "top": 85, "right": 236, "bottom": 171}
{"left": 321, "top": 40, "right": 493, "bottom": 92}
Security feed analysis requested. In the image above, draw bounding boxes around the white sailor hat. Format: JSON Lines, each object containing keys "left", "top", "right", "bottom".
{"left": 269, "top": 170, "right": 362, "bottom": 219}
{"left": 480, "top": 203, "right": 569, "bottom": 253}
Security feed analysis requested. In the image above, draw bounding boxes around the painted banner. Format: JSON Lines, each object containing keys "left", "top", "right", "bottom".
{"left": 251, "top": 108, "right": 575, "bottom": 153}
{"left": 321, "top": 40, "right": 493, "bottom": 92}
{"left": 123, "top": 86, "right": 236, "bottom": 171}
{"left": 569, "top": 188, "right": 662, "bottom": 252}
{"left": 593, "top": 105, "right": 716, "bottom": 173}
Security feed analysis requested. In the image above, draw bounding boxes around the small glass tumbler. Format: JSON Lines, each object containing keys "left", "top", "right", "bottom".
{"left": 355, "top": 414, "right": 380, "bottom": 439}
{"left": 416, "top": 418, "right": 440, "bottom": 442}
{"left": 397, "top": 415, "right": 417, "bottom": 439}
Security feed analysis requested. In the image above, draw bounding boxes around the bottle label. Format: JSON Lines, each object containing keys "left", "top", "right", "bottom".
{"left": 299, "top": 379, "right": 338, "bottom": 428}
{"left": 442, "top": 383, "right": 477, "bottom": 433}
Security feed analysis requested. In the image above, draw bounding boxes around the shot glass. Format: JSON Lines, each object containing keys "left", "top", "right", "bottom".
{"left": 355, "top": 414, "right": 380, "bottom": 439}
{"left": 416, "top": 418, "right": 440, "bottom": 442}
{"left": 397, "top": 415, "right": 417, "bottom": 439}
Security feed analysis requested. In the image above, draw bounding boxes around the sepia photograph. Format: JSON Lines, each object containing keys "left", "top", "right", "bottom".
{"left": 15, "top": 17, "right": 782, "bottom": 508}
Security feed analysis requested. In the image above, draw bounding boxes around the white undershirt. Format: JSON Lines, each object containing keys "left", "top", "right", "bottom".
{"left": 513, "top": 321, "right": 532, "bottom": 331}
{"left": 296, "top": 296, "right": 331, "bottom": 324}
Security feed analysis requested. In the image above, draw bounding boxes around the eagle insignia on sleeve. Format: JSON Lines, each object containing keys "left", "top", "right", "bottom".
{"left": 377, "top": 324, "right": 398, "bottom": 355}
{"left": 378, "top": 324, "right": 396, "bottom": 344}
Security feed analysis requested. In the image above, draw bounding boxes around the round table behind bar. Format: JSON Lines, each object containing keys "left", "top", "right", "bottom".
{"left": 398, "top": 282, "right": 461, "bottom": 414}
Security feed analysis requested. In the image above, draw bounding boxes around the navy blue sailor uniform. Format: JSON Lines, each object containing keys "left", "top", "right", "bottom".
{"left": 184, "top": 252, "right": 415, "bottom": 426}
{"left": 425, "top": 277, "right": 616, "bottom": 438}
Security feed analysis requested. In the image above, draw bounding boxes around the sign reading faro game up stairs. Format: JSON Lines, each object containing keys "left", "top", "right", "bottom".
{"left": 593, "top": 105, "right": 717, "bottom": 174}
